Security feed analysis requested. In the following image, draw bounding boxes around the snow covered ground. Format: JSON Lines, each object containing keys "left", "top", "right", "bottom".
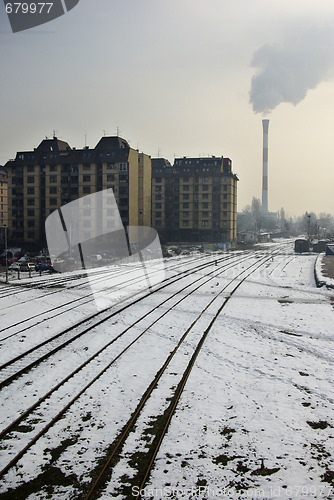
{"left": 0, "top": 242, "right": 333, "bottom": 499}
{"left": 139, "top": 252, "right": 334, "bottom": 500}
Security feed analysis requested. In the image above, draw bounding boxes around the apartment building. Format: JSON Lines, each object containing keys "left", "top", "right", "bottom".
{"left": 151, "top": 156, "right": 238, "bottom": 243}
{"left": 0, "top": 168, "right": 8, "bottom": 229}
{"left": 5, "top": 136, "right": 151, "bottom": 246}
{"left": 0, "top": 168, "right": 8, "bottom": 251}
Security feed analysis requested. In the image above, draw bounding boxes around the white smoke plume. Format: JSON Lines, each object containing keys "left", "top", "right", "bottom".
{"left": 250, "top": 23, "right": 334, "bottom": 114}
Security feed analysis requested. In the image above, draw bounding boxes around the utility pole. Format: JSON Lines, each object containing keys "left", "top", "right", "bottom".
{"left": 307, "top": 213, "right": 311, "bottom": 242}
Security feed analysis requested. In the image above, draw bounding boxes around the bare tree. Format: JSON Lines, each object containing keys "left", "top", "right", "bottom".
{"left": 251, "top": 197, "right": 263, "bottom": 232}
{"left": 304, "top": 212, "right": 318, "bottom": 242}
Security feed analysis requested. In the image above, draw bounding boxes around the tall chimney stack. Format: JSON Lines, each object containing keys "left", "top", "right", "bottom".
{"left": 262, "top": 119, "right": 269, "bottom": 213}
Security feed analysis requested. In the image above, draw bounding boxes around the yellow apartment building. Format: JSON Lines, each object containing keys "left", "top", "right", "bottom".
{"left": 5, "top": 136, "right": 151, "bottom": 247}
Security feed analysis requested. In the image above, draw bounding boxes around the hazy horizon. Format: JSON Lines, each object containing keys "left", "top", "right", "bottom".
{"left": 1, "top": 0, "right": 333, "bottom": 218}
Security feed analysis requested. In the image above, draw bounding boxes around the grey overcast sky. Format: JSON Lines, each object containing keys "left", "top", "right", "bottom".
{"left": 0, "top": 0, "right": 333, "bottom": 216}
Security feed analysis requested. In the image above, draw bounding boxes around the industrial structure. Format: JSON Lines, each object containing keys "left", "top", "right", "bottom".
{"left": 262, "top": 119, "right": 269, "bottom": 214}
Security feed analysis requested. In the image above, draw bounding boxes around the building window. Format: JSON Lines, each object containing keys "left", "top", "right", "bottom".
{"left": 183, "top": 194, "right": 189, "bottom": 200}
{"left": 107, "top": 174, "right": 115, "bottom": 182}
{"left": 83, "top": 175, "right": 91, "bottom": 182}
{"left": 83, "top": 164, "right": 91, "bottom": 171}
{"left": 223, "top": 194, "right": 227, "bottom": 200}
{"left": 202, "top": 220, "right": 209, "bottom": 226}
{"left": 202, "top": 211, "right": 210, "bottom": 217}
{"left": 202, "top": 185, "right": 208, "bottom": 191}
{"left": 27, "top": 187, "right": 35, "bottom": 194}
{"left": 28, "top": 231, "right": 35, "bottom": 239}
{"left": 183, "top": 221, "right": 189, "bottom": 227}
{"left": 155, "top": 195, "right": 162, "bottom": 200}
{"left": 182, "top": 211, "right": 189, "bottom": 217}
{"left": 183, "top": 203, "right": 189, "bottom": 208}
{"left": 27, "top": 198, "right": 35, "bottom": 205}
{"left": 202, "top": 202, "right": 209, "bottom": 208}
{"left": 27, "top": 165, "right": 34, "bottom": 172}
{"left": 155, "top": 211, "right": 162, "bottom": 218}
{"left": 155, "top": 203, "right": 162, "bottom": 209}
{"left": 155, "top": 177, "right": 162, "bottom": 183}
{"left": 50, "top": 165, "right": 57, "bottom": 172}
{"left": 83, "top": 186, "right": 91, "bottom": 194}
{"left": 202, "top": 193, "right": 209, "bottom": 199}
{"left": 27, "top": 209, "right": 35, "bottom": 216}
{"left": 50, "top": 187, "right": 57, "bottom": 194}
{"left": 202, "top": 177, "right": 209, "bottom": 182}
{"left": 28, "top": 220, "right": 35, "bottom": 228}
{"left": 183, "top": 185, "right": 189, "bottom": 191}
{"left": 49, "top": 175, "right": 57, "bottom": 183}
{"left": 50, "top": 198, "right": 57, "bottom": 205}
{"left": 27, "top": 176, "right": 34, "bottom": 184}
{"left": 155, "top": 186, "right": 162, "bottom": 192}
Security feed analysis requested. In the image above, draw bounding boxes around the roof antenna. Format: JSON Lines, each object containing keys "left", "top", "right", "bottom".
{"left": 84, "top": 132, "right": 87, "bottom": 147}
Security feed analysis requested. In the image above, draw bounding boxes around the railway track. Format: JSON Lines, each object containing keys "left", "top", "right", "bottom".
{"left": 0, "top": 251, "right": 254, "bottom": 384}
{"left": 0, "top": 252, "right": 210, "bottom": 297}
{"left": 84, "top": 246, "right": 285, "bottom": 499}
{"left": 0, "top": 251, "right": 257, "bottom": 430}
{"left": 0, "top": 252, "right": 225, "bottom": 338}
{"left": 0, "top": 244, "right": 291, "bottom": 498}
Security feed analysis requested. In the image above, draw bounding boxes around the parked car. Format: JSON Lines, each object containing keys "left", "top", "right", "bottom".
{"left": 0, "top": 252, "right": 19, "bottom": 267}
{"left": 9, "top": 261, "right": 36, "bottom": 272}
{"left": 35, "top": 262, "right": 55, "bottom": 272}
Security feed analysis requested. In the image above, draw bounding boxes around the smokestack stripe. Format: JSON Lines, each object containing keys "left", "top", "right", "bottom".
{"left": 262, "top": 119, "right": 269, "bottom": 213}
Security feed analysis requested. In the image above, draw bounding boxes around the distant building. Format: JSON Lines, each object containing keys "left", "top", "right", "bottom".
{"left": 237, "top": 231, "right": 258, "bottom": 244}
{"left": 151, "top": 156, "right": 238, "bottom": 243}
{"left": 5, "top": 136, "right": 151, "bottom": 246}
